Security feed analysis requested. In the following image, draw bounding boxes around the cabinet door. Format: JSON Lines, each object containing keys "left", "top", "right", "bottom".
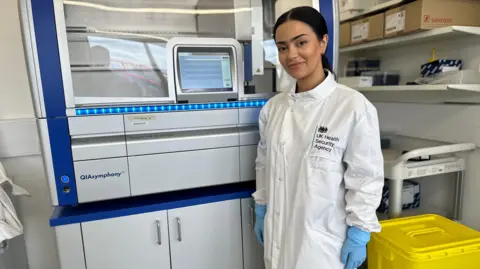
{"left": 241, "top": 198, "right": 266, "bottom": 269}
{"left": 82, "top": 211, "right": 170, "bottom": 269}
{"left": 169, "top": 200, "right": 243, "bottom": 269}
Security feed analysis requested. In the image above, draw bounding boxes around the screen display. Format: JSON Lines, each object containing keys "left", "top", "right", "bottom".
{"left": 178, "top": 52, "right": 233, "bottom": 92}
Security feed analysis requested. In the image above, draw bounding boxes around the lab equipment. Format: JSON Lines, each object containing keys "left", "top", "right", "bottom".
{"left": 21, "top": 0, "right": 284, "bottom": 206}
{"left": 421, "top": 59, "right": 462, "bottom": 77}
{"left": 338, "top": 76, "right": 373, "bottom": 88}
{"left": 167, "top": 37, "right": 244, "bottom": 103}
{"left": 377, "top": 179, "right": 420, "bottom": 214}
{"left": 382, "top": 143, "right": 475, "bottom": 219}
{"left": 415, "top": 70, "right": 480, "bottom": 85}
{"left": 0, "top": 162, "right": 29, "bottom": 253}
{"left": 344, "top": 59, "right": 380, "bottom": 77}
{"left": 254, "top": 203, "right": 266, "bottom": 246}
{"left": 253, "top": 72, "right": 383, "bottom": 269}
{"left": 341, "top": 226, "right": 370, "bottom": 269}
{"left": 361, "top": 71, "right": 400, "bottom": 86}
{"left": 368, "top": 214, "right": 480, "bottom": 269}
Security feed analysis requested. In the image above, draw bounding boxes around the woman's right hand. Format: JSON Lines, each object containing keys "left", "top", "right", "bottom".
{"left": 254, "top": 203, "right": 267, "bottom": 246}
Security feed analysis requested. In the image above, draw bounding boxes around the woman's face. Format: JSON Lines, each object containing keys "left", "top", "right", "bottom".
{"left": 275, "top": 20, "right": 328, "bottom": 80}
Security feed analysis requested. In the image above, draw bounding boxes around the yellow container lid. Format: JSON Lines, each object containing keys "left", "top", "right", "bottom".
{"left": 374, "top": 214, "right": 480, "bottom": 261}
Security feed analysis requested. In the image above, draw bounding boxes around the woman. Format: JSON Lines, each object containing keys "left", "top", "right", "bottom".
{"left": 252, "top": 6, "right": 384, "bottom": 269}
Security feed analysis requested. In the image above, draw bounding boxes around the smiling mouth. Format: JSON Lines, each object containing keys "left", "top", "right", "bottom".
{"left": 288, "top": 62, "right": 304, "bottom": 68}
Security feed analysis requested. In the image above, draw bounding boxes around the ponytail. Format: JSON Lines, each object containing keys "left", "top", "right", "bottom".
{"left": 321, "top": 54, "right": 336, "bottom": 79}
{"left": 321, "top": 54, "right": 332, "bottom": 73}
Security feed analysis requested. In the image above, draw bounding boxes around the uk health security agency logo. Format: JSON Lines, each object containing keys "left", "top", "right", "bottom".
{"left": 311, "top": 125, "right": 339, "bottom": 153}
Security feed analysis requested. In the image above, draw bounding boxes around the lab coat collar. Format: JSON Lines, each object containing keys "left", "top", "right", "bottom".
{"left": 289, "top": 70, "right": 337, "bottom": 101}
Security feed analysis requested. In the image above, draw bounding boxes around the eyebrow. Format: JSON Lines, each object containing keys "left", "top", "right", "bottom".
{"left": 276, "top": 34, "right": 307, "bottom": 45}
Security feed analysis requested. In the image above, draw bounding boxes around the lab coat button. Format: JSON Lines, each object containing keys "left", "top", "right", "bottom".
{"left": 278, "top": 177, "right": 282, "bottom": 181}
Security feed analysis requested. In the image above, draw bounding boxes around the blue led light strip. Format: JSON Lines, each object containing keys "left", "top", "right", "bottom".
{"left": 75, "top": 100, "right": 268, "bottom": 116}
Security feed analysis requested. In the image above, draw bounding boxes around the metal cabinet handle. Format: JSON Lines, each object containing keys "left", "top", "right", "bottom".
{"left": 176, "top": 217, "right": 182, "bottom": 242}
{"left": 249, "top": 205, "right": 254, "bottom": 228}
{"left": 156, "top": 220, "right": 162, "bottom": 245}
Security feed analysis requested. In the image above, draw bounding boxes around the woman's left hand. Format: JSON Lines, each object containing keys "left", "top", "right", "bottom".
{"left": 341, "top": 226, "right": 371, "bottom": 269}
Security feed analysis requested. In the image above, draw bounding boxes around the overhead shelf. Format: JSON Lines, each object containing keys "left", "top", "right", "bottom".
{"left": 340, "top": 0, "right": 405, "bottom": 22}
{"left": 340, "top": 26, "right": 480, "bottom": 53}
{"left": 357, "top": 84, "right": 480, "bottom": 92}
{"left": 353, "top": 84, "right": 480, "bottom": 103}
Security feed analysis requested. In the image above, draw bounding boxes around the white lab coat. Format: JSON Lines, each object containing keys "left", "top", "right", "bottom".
{"left": 253, "top": 71, "right": 384, "bottom": 269}
{"left": 0, "top": 162, "right": 29, "bottom": 253}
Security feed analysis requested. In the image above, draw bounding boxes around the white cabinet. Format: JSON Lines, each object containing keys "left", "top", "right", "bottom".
{"left": 82, "top": 210, "right": 170, "bottom": 269}
{"left": 169, "top": 200, "right": 243, "bottom": 269}
{"left": 81, "top": 199, "right": 243, "bottom": 269}
{"left": 241, "top": 198, "right": 266, "bottom": 269}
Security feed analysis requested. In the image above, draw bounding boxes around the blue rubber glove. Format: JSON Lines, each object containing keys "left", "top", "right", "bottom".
{"left": 341, "top": 226, "right": 371, "bottom": 269}
{"left": 254, "top": 203, "right": 267, "bottom": 246}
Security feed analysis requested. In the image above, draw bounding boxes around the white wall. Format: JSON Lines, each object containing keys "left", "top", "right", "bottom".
{"left": 0, "top": 0, "right": 34, "bottom": 120}
{"left": 0, "top": 0, "right": 60, "bottom": 269}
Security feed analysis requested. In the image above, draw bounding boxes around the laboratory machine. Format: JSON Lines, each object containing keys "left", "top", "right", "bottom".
{"left": 18, "top": 0, "right": 339, "bottom": 269}
{"left": 19, "top": 0, "right": 339, "bottom": 207}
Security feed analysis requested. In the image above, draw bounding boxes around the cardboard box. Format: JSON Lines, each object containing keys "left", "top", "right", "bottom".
{"left": 340, "top": 23, "right": 351, "bottom": 47}
{"left": 385, "top": 0, "right": 480, "bottom": 38}
{"left": 339, "top": 0, "right": 374, "bottom": 12}
{"left": 350, "top": 13, "right": 385, "bottom": 44}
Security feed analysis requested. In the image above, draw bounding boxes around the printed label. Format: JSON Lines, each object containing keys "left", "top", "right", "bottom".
{"left": 359, "top": 77, "right": 373, "bottom": 87}
{"left": 402, "top": 187, "right": 415, "bottom": 204}
{"left": 351, "top": 22, "right": 369, "bottom": 42}
{"left": 385, "top": 10, "right": 406, "bottom": 35}
{"left": 311, "top": 125, "right": 340, "bottom": 153}
{"left": 423, "top": 15, "right": 453, "bottom": 24}
{"left": 80, "top": 171, "right": 125, "bottom": 180}
{"left": 127, "top": 114, "right": 156, "bottom": 121}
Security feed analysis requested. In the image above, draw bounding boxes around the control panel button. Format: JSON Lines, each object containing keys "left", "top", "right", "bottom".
{"left": 60, "top": 175, "right": 70, "bottom": 184}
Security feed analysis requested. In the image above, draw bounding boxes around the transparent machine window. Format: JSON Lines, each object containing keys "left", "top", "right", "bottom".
{"left": 62, "top": 0, "right": 277, "bottom": 106}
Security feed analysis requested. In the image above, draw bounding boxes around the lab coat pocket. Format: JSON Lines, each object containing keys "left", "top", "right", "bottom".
{"left": 307, "top": 147, "right": 341, "bottom": 172}
{"left": 295, "top": 228, "right": 345, "bottom": 269}
{"left": 313, "top": 228, "right": 344, "bottom": 251}
{"left": 306, "top": 148, "right": 344, "bottom": 199}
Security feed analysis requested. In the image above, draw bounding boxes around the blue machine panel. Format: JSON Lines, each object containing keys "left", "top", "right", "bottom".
{"left": 319, "top": 0, "right": 336, "bottom": 71}
{"left": 31, "top": 0, "right": 67, "bottom": 118}
{"left": 50, "top": 182, "right": 255, "bottom": 226}
{"left": 47, "top": 117, "right": 78, "bottom": 205}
